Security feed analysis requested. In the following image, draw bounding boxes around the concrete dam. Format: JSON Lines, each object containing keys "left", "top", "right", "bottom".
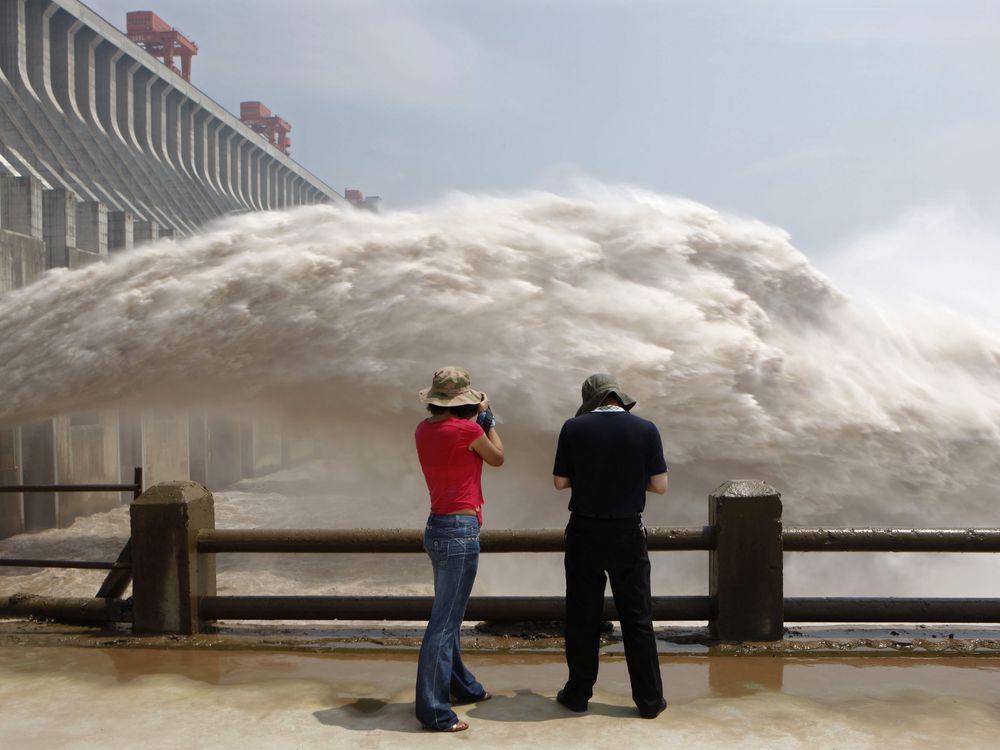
{"left": 0, "top": 0, "right": 365, "bottom": 538}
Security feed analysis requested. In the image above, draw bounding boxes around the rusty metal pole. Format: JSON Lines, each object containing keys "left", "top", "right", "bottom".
{"left": 130, "top": 481, "right": 216, "bottom": 634}
{"left": 709, "top": 479, "right": 783, "bottom": 641}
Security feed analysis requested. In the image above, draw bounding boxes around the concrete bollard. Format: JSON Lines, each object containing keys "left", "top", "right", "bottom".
{"left": 130, "top": 481, "right": 216, "bottom": 634}
{"left": 709, "top": 479, "right": 783, "bottom": 641}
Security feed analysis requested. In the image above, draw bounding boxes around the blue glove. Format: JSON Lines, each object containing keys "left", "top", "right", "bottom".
{"left": 476, "top": 409, "right": 496, "bottom": 431}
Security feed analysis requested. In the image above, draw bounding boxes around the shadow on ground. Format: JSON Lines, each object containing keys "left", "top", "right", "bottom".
{"left": 314, "top": 690, "right": 638, "bottom": 732}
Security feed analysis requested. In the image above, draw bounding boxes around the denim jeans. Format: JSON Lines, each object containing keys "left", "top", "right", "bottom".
{"left": 415, "top": 514, "right": 485, "bottom": 729}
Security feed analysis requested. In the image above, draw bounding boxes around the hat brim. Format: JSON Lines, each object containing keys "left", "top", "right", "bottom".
{"left": 576, "top": 386, "right": 636, "bottom": 417}
{"left": 419, "top": 386, "right": 485, "bottom": 408}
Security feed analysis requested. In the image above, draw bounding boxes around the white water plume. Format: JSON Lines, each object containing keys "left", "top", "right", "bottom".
{"left": 1, "top": 186, "right": 999, "bottom": 532}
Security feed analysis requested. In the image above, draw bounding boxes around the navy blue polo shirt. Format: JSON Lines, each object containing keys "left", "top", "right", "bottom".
{"left": 552, "top": 410, "right": 668, "bottom": 516}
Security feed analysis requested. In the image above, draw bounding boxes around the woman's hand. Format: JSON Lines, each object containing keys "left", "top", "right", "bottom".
{"left": 478, "top": 394, "right": 491, "bottom": 413}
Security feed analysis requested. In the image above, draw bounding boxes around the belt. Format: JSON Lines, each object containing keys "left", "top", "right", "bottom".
{"left": 571, "top": 511, "right": 642, "bottom": 520}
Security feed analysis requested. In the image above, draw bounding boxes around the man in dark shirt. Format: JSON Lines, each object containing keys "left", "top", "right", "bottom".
{"left": 552, "top": 373, "right": 668, "bottom": 719}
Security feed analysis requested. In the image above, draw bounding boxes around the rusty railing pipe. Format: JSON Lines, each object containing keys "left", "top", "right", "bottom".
{"left": 782, "top": 528, "right": 1000, "bottom": 552}
{"left": 784, "top": 597, "right": 1000, "bottom": 622}
{"left": 196, "top": 526, "right": 716, "bottom": 554}
{"left": 198, "top": 595, "right": 714, "bottom": 622}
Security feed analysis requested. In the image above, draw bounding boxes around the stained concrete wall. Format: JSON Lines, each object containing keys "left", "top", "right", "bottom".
{"left": 0, "top": 205, "right": 46, "bottom": 537}
{"left": 54, "top": 410, "right": 120, "bottom": 526}
{"left": 0, "top": 228, "right": 45, "bottom": 292}
{"left": 0, "top": 428, "right": 22, "bottom": 538}
{"left": 20, "top": 419, "right": 56, "bottom": 532}
{"left": 206, "top": 415, "right": 242, "bottom": 490}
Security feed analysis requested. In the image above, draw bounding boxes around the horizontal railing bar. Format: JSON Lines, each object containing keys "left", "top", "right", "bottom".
{"left": 201, "top": 596, "right": 1000, "bottom": 623}
{"left": 199, "top": 595, "right": 715, "bottom": 621}
{"left": 783, "top": 528, "right": 1000, "bottom": 552}
{"left": 0, "top": 484, "right": 141, "bottom": 494}
{"left": 0, "top": 559, "right": 128, "bottom": 570}
{"left": 196, "top": 527, "right": 716, "bottom": 554}
{"left": 6, "top": 593, "right": 1000, "bottom": 626}
{"left": 0, "top": 595, "right": 131, "bottom": 622}
{"left": 784, "top": 597, "right": 1000, "bottom": 622}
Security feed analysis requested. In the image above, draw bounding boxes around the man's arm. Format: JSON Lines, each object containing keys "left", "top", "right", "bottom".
{"left": 553, "top": 475, "right": 571, "bottom": 490}
{"left": 646, "top": 472, "right": 668, "bottom": 495}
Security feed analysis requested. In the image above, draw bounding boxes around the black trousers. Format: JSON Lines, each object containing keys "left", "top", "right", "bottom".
{"left": 563, "top": 515, "right": 664, "bottom": 713}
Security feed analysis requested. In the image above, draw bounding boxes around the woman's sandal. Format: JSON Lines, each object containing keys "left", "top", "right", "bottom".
{"left": 441, "top": 720, "right": 469, "bottom": 732}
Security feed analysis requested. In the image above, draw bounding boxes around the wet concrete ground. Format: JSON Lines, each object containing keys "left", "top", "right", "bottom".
{"left": 2, "top": 633, "right": 1000, "bottom": 749}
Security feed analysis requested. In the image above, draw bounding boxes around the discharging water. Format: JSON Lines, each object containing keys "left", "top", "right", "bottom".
{"left": 1, "top": 186, "right": 999, "bottom": 599}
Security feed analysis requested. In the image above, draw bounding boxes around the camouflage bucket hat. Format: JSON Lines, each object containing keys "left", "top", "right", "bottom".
{"left": 576, "top": 372, "right": 636, "bottom": 416}
{"left": 419, "top": 366, "right": 486, "bottom": 407}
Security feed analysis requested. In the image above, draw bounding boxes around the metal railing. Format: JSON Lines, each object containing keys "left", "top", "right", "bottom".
{"left": 0, "top": 468, "right": 142, "bottom": 599}
{"left": 196, "top": 527, "right": 717, "bottom": 621}
{"left": 4, "top": 479, "right": 1000, "bottom": 638}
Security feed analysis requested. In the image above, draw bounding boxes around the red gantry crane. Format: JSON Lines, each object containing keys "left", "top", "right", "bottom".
{"left": 126, "top": 11, "right": 198, "bottom": 82}
{"left": 240, "top": 101, "right": 292, "bottom": 156}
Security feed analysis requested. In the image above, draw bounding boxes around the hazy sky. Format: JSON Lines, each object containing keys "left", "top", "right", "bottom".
{"left": 90, "top": 0, "right": 1000, "bottom": 322}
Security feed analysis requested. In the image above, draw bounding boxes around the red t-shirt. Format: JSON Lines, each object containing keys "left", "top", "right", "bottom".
{"left": 415, "top": 417, "right": 486, "bottom": 522}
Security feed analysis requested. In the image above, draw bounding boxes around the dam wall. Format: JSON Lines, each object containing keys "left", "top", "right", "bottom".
{"left": 0, "top": 0, "right": 345, "bottom": 235}
{"left": 0, "top": 0, "right": 345, "bottom": 538}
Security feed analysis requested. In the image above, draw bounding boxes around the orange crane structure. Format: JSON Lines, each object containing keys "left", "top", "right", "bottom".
{"left": 240, "top": 101, "right": 292, "bottom": 156}
{"left": 126, "top": 11, "right": 198, "bottom": 82}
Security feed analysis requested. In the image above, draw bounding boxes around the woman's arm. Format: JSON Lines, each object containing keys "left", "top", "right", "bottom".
{"left": 471, "top": 427, "right": 504, "bottom": 467}
{"left": 553, "top": 475, "right": 571, "bottom": 490}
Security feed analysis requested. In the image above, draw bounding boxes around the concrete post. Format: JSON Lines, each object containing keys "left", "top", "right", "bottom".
{"left": 75, "top": 200, "right": 107, "bottom": 254}
{"left": 107, "top": 209, "right": 133, "bottom": 252}
{"left": 0, "top": 175, "right": 43, "bottom": 239}
{"left": 130, "top": 481, "right": 216, "bottom": 634}
{"left": 709, "top": 479, "right": 783, "bottom": 641}
{"left": 42, "top": 188, "right": 76, "bottom": 268}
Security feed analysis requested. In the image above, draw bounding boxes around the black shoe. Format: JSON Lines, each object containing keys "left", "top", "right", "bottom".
{"left": 556, "top": 689, "right": 588, "bottom": 713}
{"left": 638, "top": 698, "right": 667, "bottom": 719}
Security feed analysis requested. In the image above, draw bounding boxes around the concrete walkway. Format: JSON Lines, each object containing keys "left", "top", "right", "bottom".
{"left": 3, "top": 644, "right": 1000, "bottom": 749}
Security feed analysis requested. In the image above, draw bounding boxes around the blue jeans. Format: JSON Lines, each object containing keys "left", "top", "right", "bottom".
{"left": 415, "top": 514, "right": 485, "bottom": 729}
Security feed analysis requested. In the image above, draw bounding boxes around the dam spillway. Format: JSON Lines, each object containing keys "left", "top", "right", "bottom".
{"left": 0, "top": 0, "right": 345, "bottom": 236}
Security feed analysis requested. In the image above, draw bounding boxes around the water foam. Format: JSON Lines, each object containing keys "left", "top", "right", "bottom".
{"left": 1, "top": 186, "right": 998, "bottom": 530}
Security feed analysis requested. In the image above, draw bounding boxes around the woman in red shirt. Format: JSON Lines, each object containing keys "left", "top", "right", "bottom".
{"left": 414, "top": 366, "right": 504, "bottom": 732}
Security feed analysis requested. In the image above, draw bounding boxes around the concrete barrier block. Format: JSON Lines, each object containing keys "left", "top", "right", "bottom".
{"left": 709, "top": 479, "right": 783, "bottom": 641}
{"left": 130, "top": 481, "right": 216, "bottom": 634}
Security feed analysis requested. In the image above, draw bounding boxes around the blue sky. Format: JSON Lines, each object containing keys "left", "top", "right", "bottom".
{"left": 91, "top": 0, "right": 1000, "bottom": 322}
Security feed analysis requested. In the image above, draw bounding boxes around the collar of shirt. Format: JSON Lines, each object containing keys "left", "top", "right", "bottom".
{"left": 591, "top": 405, "right": 626, "bottom": 412}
